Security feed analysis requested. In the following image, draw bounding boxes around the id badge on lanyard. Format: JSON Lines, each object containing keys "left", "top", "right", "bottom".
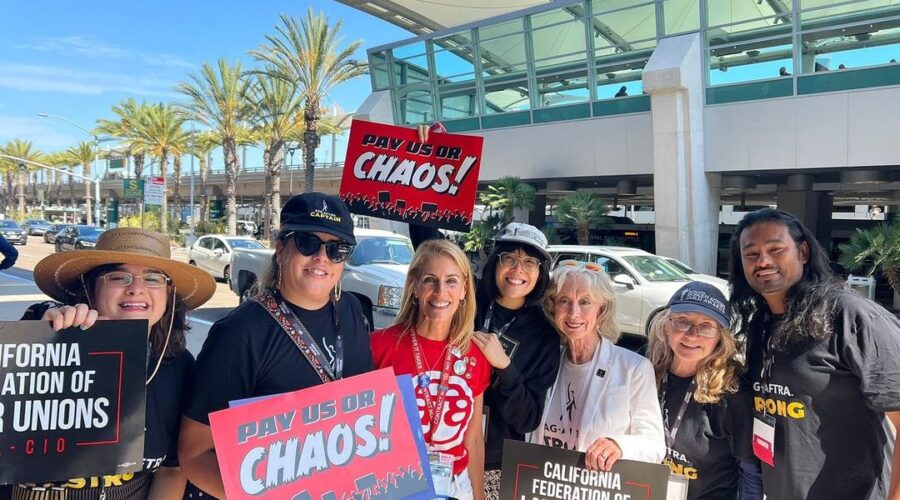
{"left": 753, "top": 331, "right": 777, "bottom": 467}
{"left": 428, "top": 450, "right": 455, "bottom": 497}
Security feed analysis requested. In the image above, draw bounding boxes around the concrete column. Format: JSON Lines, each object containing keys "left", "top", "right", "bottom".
{"left": 643, "top": 33, "right": 720, "bottom": 274}
{"left": 529, "top": 194, "right": 547, "bottom": 228}
{"left": 776, "top": 179, "right": 833, "bottom": 250}
{"left": 355, "top": 91, "right": 396, "bottom": 125}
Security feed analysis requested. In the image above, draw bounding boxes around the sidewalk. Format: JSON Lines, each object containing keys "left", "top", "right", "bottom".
{"left": 0, "top": 271, "right": 50, "bottom": 320}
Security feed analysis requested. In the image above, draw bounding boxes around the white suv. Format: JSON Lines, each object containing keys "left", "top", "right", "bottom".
{"left": 547, "top": 245, "right": 729, "bottom": 336}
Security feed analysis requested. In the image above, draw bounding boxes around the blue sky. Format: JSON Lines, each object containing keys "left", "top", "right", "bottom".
{"left": 0, "top": 0, "right": 410, "bottom": 169}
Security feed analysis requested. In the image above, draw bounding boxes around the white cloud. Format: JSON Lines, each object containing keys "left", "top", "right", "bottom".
{"left": 15, "top": 35, "right": 194, "bottom": 69}
{"left": 0, "top": 63, "right": 179, "bottom": 98}
{"left": 0, "top": 115, "right": 83, "bottom": 152}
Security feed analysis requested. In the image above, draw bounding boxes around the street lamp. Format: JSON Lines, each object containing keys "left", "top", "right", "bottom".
{"left": 37, "top": 112, "right": 102, "bottom": 226}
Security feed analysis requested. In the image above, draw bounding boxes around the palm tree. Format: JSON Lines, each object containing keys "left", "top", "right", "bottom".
{"left": 479, "top": 176, "right": 536, "bottom": 225}
{"left": 131, "top": 103, "right": 188, "bottom": 232}
{"left": 66, "top": 142, "right": 94, "bottom": 224}
{"left": 251, "top": 10, "right": 365, "bottom": 193}
{"left": 191, "top": 131, "right": 219, "bottom": 224}
{"left": 839, "top": 224, "right": 900, "bottom": 295}
{"left": 2, "top": 140, "right": 44, "bottom": 220}
{"left": 177, "top": 59, "right": 253, "bottom": 235}
{"left": 44, "top": 152, "right": 67, "bottom": 206}
{"left": 555, "top": 192, "right": 609, "bottom": 245}
{"left": 96, "top": 97, "right": 152, "bottom": 181}
{"left": 248, "top": 71, "right": 302, "bottom": 241}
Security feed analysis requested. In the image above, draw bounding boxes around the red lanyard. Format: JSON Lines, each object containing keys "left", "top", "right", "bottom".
{"left": 409, "top": 328, "right": 454, "bottom": 434}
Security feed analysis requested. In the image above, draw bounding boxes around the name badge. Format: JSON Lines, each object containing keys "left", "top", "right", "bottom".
{"left": 428, "top": 450, "right": 455, "bottom": 497}
{"left": 752, "top": 411, "right": 776, "bottom": 467}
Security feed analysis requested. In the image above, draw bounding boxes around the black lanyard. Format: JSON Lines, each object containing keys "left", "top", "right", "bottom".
{"left": 660, "top": 373, "right": 696, "bottom": 449}
{"left": 481, "top": 302, "right": 519, "bottom": 337}
{"left": 758, "top": 315, "right": 779, "bottom": 396}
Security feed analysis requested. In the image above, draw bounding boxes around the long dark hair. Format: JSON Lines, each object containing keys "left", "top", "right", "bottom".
{"left": 728, "top": 209, "right": 844, "bottom": 351}
{"left": 82, "top": 263, "right": 189, "bottom": 360}
{"left": 479, "top": 241, "right": 550, "bottom": 307}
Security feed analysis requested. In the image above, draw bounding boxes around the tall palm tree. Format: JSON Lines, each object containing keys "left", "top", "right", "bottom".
{"left": 251, "top": 10, "right": 365, "bottom": 193}
{"left": 479, "top": 176, "right": 536, "bottom": 225}
{"left": 98, "top": 99, "right": 153, "bottom": 217}
{"left": 2, "top": 140, "right": 44, "bottom": 220}
{"left": 132, "top": 103, "right": 188, "bottom": 232}
{"left": 191, "top": 131, "right": 219, "bottom": 224}
{"left": 248, "top": 71, "right": 302, "bottom": 241}
{"left": 66, "top": 141, "right": 94, "bottom": 224}
{"left": 177, "top": 59, "right": 252, "bottom": 235}
{"left": 555, "top": 192, "right": 609, "bottom": 245}
{"left": 44, "top": 152, "right": 67, "bottom": 207}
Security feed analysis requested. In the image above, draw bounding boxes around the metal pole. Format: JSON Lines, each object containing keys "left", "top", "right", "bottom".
{"left": 93, "top": 140, "right": 100, "bottom": 226}
{"left": 189, "top": 122, "right": 196, "bottom": 240}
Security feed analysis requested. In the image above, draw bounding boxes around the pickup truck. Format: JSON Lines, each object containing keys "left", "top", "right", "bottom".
{"left": 230, "top": 228, "right": 414, "bottom": 329}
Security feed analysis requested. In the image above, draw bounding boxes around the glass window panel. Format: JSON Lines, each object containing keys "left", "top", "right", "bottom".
{"left": 438, "top": 85, "right": 479, "bottom": 118}
{"left": 708, "top": 40, "right": 794, "bottom": 86}
{"left": 707, "top": 0, "right": 794, "bottom": 27}
{"left": 482, "top": 63, "right": 528, "bottom": 79}
{"left": 800, "top": 21, "right": 900, "bottom": 73}
{"left": 433, "top": 48, "right": 475, "bottom": 78}
{"left": 594, "top": 38, "right": 656, "bottom": 60}
{"left": 484, "top": 78, "right": 531, "bottom": 113}
{"left": 662, "top": 0, "right": 701, "bottom": 34}
{"left": 532, "top": 20, "right": 588, "bottom": 60}
{"left": 479, "top": 19, "right": 524, "bottom": 40}
{"left": 535, "top": 51, "right": 587, "bottom": 68}
{"left": 591, "top": 4, "right": 657, "bottom": 48}
{"left": 532, "top": 7, "right": 583, "bottom": 29}
{"left": 536, "top": 65, "right": 590, "bottom": 107}
{"left": 596, "top": 61, "right": 645, "bottom": 99}
{"left": 392, "top": 57, "right": 431, "bottom": 85}
{"left": 479, "top": 33, "right": 528, "bottom": 67}
{"left": 397, "top": 89, "right": 434, "bottom": 124}
{"left": 391, "top": 41, "right": 427, "bottom": 59}
{"left": 372, "top": 63, "right": 390, "bottom": 90}
{"left": 433, "top": 30, "right": 473, "bottom": 49}
{"left": 801, "top": 0, "right": 900, "bottom": 25}
{"left": 592, "top": 0, "right": 654, "bottom": 15}
{"left": 706, "top": 18, "right": 791, "bottom": 44}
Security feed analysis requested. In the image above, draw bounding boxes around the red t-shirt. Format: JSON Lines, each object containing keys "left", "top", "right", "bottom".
{"left": 371, "top": 324, "right": 490, "bottom": 475}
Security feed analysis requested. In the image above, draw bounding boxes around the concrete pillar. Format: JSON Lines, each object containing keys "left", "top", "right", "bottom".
{"left": 529, "top": 194, "right": 547, "bottom": 228}
{"left": 643, "top": 33, "right": 720, "bottom": 274}
{"left": 355, "top": 91, "right": 395, "bottom": 125}
{"left": 776, "top": 179, "right": 833, "bottom": 251}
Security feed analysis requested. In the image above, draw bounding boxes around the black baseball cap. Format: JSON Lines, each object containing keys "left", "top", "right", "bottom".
{"left": 280, "top": 192, "right": 356, "bottom": 245}
{"left": 667, "top": 281, "right": 730, "bottom": 329}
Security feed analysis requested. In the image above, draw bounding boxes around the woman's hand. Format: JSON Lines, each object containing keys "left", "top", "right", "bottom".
{"left": 585, "top": 437, "right": 623, "bottom": 471}
{"left": 472, "top": 331, "right": 511, "bottom": 370}
{"left": 41, "top": 304, "right": 104, "bottom": 331}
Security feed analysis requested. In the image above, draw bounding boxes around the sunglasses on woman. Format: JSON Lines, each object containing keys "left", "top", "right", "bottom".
{"left": 286, "top": 232, "right": 355, "bottom": 263}
{"left": 556, "top": 259, "right": 605, "bottom": 274}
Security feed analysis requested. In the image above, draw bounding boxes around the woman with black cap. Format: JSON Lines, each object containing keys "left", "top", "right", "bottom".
{"left": 179, "top": 193, "right": 373, "bottom": 499}
{"left": 471, "top": 223, "right": 560, "bottom": 500}
{"left": 646, "top": 282, "right": 762, "bottom": 500}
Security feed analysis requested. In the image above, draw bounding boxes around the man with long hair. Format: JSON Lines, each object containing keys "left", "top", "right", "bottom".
{"left": 729, "top": 208, "right": 900, "bottom": 500}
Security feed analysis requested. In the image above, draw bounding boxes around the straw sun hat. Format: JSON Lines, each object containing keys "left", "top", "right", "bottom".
{"left": 33, "top": 227, "right": 216, "bottom": 310}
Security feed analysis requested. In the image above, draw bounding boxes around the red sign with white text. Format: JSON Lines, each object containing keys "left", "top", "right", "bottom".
{"left": 340, "top": 120, "right": 483, "bottom": 232}
{"left": 208, "top": 369, "right": 431, "bottom": 500}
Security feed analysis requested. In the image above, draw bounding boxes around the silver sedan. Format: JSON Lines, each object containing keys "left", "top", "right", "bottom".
{"left": 188, "top": 234, "right": 265, "bottom": 283}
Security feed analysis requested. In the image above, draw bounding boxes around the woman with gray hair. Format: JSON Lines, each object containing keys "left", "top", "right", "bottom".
{"left": 532, "top": 261, "right": 664, "bottom": 470}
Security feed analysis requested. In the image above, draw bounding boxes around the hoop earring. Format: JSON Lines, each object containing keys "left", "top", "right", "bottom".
{"left": 333, "top": 279, "right": 342, "bottom": 301}
{"left": 459, "top": 298, "right": 466, "bottom": 305}
{"left": 276, "top": 264, "right": 283, "bottom": 290}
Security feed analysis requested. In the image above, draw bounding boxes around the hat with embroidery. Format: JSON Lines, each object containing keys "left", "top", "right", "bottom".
{"left": 494, "top": 222, "right": 550, "bottom": 260}
{"left": 667, "top": 281, "right": 731, "bottom": 329}
{"left": 280, "top": 192, "right": 356, "bottom": 245}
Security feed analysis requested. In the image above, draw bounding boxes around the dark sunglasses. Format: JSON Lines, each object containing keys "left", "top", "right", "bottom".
{"left": 286, "top": 232, "right": 355, "bottom": 263}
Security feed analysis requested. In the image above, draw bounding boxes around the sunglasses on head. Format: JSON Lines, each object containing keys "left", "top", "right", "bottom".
{"left": 285, "top": 232, "right": 355, "bottom": 263}
{"left": 556, "top": 259, "right": 606, "bottom": 274}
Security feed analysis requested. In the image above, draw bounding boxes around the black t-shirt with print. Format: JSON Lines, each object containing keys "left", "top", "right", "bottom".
{"left": 475, "top": 298, "right": 561, "bottom": 470}
{"left": 747, "top": 292, "right": 900, "bottom": 500}
{"left": 662, "top": 373, "right": 755, "bottom": 500}
{"left": 185, "top": 293, "right": 374, "bottom": 425}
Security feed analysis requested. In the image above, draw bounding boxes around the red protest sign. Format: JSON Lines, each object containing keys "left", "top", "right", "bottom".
{"left": 209, "top": 369, "right": 432, "bottom": 500}
{"left": 340, "top": 120, "right": 483, "bottom": 232}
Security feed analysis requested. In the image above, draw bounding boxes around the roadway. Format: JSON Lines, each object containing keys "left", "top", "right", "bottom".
{"left": 0, "top": 237, "right": 239, "bottom": 356}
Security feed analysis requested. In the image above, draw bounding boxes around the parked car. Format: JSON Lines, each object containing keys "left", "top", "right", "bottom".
{"left": 230, "top": 228, "right": 414, "bottom": 329}
{"left": 189, "top": 235, "right": 265, "bottom": 283}
{"left": 546, "top": 245, "right": 729, "bottom": 336}
{"left": 22, "top": 219, "right": 52, "bottom": 236}
{"left": 55, "top": 225, "right": 104, "bottom": 252}
{"left": 662, "top": 257, "right": 729, "bottom": 289}
{"left": 43, "top": 223, "right": 73, "bottom": 243}
{"left": 0, "top": 220, "right": 27, "bottom": 245}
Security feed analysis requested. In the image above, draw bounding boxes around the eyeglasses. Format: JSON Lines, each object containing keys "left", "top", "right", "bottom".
{"left": 287, "top": 232, "right": 355, "bottom": 264}
{"left": 100, "top": 271, "right": 170, "bottom": 288}
{"left": 556, "top": 259, "right": 605, "bottom": 274}
{"left": 499, "top": 252, "right": 541, "bottom": 272}
{"left": 667, "top": 317, "right": 721, "bottom": 338}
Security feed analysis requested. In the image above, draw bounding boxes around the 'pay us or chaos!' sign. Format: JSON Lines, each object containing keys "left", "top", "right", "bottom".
{"left": 0, "top": 320, "right": 147, "bottom": 484}
{"left": 209, "top": 368, "right": 433, "bottom": 500}
{"left": 500, "top": 441, "right": 671, "bottom": 500}
{"left": 340, "top": 120, "right": 483, "bottom": 232}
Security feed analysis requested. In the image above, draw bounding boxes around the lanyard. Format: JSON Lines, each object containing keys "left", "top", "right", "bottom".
{"left": 758, "top": 315, "right": 779, "bottom": 396}
{"left": 254, "top": 290, "right": 343, "bottom": 383}
{"left": 409, "top": 329, "right": 454, "bottom": 435}
{"left": 481, "top": 302, "right": 519, "bottom": 337}
{"left": 660, "top": 373, "right": 696, "bottom": 450}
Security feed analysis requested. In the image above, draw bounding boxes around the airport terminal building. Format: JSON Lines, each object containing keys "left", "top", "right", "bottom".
{"left": 343, "top": 0, "right": 900, "bottom": 277}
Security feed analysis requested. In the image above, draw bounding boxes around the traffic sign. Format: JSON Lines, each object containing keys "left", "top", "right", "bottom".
{"left": 123, "top": 179, "right": 144, "bottom": 199}
{"left": 144, "top": 177, "right": 165, "bottom": 206}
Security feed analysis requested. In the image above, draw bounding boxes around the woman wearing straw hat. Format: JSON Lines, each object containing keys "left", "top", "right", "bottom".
{"left": 11, "top": 227, "right": 216, "bottom": 500}
{"left": 179, "top": 193, "right": 373, "bottom": 499}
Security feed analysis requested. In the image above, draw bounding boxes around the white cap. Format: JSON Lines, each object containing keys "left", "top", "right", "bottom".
{"left": 494, "top": 223, "right": 550, "bottom": 260}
